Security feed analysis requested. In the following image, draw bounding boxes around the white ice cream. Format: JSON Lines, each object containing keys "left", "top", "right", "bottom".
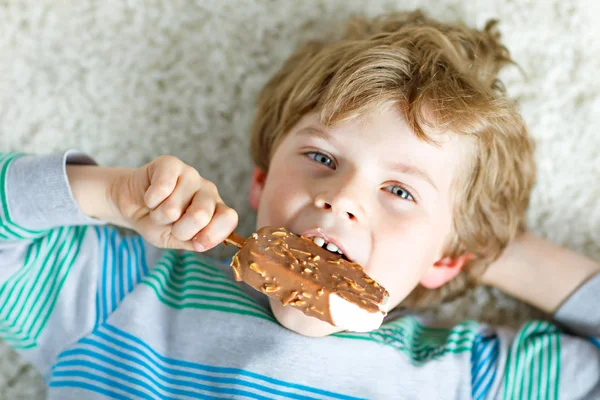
{"left": 329, "top": 293, "right": 386, "bottom": 332}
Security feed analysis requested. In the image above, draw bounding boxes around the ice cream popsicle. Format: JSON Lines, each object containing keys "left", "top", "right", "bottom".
{"left": 224, "top": 226, "right": 389, "bottom": 332}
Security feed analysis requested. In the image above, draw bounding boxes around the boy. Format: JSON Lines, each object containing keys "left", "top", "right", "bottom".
{"left": 1, "top": 10, "right": 598, "bottom": 399}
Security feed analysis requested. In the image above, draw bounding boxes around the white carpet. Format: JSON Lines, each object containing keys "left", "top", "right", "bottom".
{"left": 1, "top": 0, "right": 599, "bottom": 397}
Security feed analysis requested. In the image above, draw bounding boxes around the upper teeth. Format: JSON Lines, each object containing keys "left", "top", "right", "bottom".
{"left": 312, "top": 237, "right": 325, "bottom": 247}
{"left": 312, "top": 237, "right": 343, "bottom": 255}
{"left": 326, "top": 242, "right": 340, "bottom": 253}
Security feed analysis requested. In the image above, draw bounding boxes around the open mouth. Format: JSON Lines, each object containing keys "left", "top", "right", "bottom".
{"left": 309, "top": 236, "right": 350, "bottom": 262}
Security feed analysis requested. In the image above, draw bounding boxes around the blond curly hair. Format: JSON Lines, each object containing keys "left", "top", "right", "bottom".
{"left": 250, "top": 10, "right": 536, "bottom": 308}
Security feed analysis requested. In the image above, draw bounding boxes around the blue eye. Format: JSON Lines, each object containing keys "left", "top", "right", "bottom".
{"left": 387, "top": 185, "right": 414, "bottom": 201}
{"left": 307, "top": 152, "right": 335, "bottom": 168}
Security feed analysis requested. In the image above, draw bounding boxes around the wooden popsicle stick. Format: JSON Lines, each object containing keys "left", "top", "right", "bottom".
{"left": 223, "top": 232, "right": 246, "bottom": 248}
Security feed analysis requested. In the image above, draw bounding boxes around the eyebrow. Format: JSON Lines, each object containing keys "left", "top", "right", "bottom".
{"left": 388, "top": 162, "right": 438, "bottom": 191}
{"left": 296, "top": 127, "right": 331, "bottom": 141}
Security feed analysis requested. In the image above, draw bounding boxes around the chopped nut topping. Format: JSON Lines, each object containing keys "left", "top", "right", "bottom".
{"left": 290, "top": 248, "right": 311, "bottom": 256}
{"left": 252, "top": 232, "right": 258, "bottom": 239}
{"left": 310, "top": 306, "right": 324, "bottom": 315}
{"left": 302, "top": 292, "right": 312, "bottom": 298}
{"left": 303, "top": 268, "right": 313, "bottom": 273}
{"left": 282, "top": 290, "right": 298, "bottom": 305}
{"left": 262, "top": 283, "right": 280, "bottom": 292}
{"left": 349, "top": 281, "right": 365, "bottom": 291}
{"left": 249, "top": 263, "right": 265, "bottom": 276}
{"left": 290, "top": 300, "right": 306, "bottom": 307}
{"left": 272, "top": 231, "right": 287, "bottom": 237}
{"left": 231, "top": 256, "right": 242, "bottom": 281}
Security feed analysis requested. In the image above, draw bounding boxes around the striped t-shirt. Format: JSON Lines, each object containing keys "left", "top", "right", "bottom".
{"left": 0, "top": 150, "right": 598, "bottom": 399}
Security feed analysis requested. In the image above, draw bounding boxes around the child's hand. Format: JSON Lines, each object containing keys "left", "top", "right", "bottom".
{"left": 111, "top": 155, "right": 238, "bottom": 252}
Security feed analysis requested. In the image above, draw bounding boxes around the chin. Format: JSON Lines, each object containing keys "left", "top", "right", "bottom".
{"left": 269, "top": 298, "right": 344, "bottom": 337}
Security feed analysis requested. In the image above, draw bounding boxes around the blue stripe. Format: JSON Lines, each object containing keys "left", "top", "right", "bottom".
{"left": 84, "top": 332, "right": 322, "bottom": 399}
{"left": 66, "top": 337, "right": 320, "bottom": 400}
{"left": 474, "top": 339, "right": 498, "bottom": 397}
{"left": 118, "top": 233, "right": 126, "bottom": 303}
{"left": 56, "top": 354, "right": 275, "bottom": 400}
{"left": 138, "top": 236, "right": 149, "bottom": 276}
{"left": 51, "top": 379, "right": 134, "bottom": 400}
{"left": 470, "top": 334, "right": 499, "bottom": 400}
{"left": 95, "top": 226, "right": 109, "bottom": 325}
{"left": 109, "top": 229, "right": 117, "bottom": 315}
{"left": 474, "top": 340, "right": 494, "bottom": 378}
{"left": 99, "top": 324, "right": 359, "bottom": 399}
{"left": 94, "top": 228, "right": 150, "bottom": 327}
{"left": 52, "top": 370, "right": 160, "bottom": 399}
{"left": 590, "top": 337, "right": 600, "bottom": 350}
{"left": 127, "top": 238, "right": 139, "bottom": 293}
{"left": 95, "top": 226, "right": 104, "bottom": 325}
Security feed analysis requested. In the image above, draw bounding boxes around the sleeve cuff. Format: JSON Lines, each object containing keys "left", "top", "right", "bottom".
{"left": 554, "top": 273, "right": 600, "bottom": 337}
{"left": 5, "top": 150, "right": 107, "bottom": 230}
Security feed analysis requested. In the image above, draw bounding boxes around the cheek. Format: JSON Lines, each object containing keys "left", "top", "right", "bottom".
{"left": 366, "top": 213, "right": 448, "bottom": 308}
{"left": 256, "top": 167, "right": 307, "bottom": 228}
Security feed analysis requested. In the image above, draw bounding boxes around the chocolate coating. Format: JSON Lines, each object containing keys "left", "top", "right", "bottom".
{"left": 230, "top": 226, "right": 389, "bottom": 326}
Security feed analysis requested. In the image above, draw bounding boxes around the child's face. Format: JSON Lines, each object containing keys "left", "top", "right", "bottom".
{"left": 249, "top": 105, "right": 469, "bottom": 336}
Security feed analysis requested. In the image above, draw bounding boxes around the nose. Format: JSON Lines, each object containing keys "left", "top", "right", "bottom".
{"left": 313, "top": 173, "right": 365, "bottom": 222}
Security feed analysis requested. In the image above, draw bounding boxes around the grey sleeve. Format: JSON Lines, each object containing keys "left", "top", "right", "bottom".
{"left": 554, "top": 273, "right": 600, "bottom": 338}
{"left": 6, "top": 149, "right": 107, "bottom": 230}
{"left": 554, "top": 273, "right": 600, "bottom": 399}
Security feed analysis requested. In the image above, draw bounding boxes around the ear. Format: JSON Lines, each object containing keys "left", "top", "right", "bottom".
{"left": 248, "top": 167, "right": 267, "bottom": 210}
{"left": 419, "top": 253, "right": 473, "bottom": 289}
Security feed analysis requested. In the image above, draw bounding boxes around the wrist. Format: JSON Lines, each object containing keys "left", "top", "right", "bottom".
{"left": 66, "top": 164, "right": 132, "bottom": 228}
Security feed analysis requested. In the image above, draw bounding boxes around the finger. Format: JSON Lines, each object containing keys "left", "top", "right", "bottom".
{"left": 143, "top": 157, "right": 184, "bottom": 209}
{"left": 149, "top": 172, "right": 205, "bottom": 225}
{"left": 170, "top": 190, "right": 219, "bottom": 242}
{"left": 191, "top": 202, "right": 238, "bottom": 252}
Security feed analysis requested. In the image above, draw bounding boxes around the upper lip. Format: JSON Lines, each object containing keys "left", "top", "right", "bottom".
{"left": 300, "top": 228, "right": 354, "bottom": 262}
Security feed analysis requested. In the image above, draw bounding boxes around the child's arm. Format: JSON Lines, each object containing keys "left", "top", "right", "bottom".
{"left": 0, "top": 150, "right": 237, "bottom": 376}
{"left": 477, "top": 233, "right": 600, "bottom": 399}
{"left": 0, "top": 150, "right": 118, "bottom": 373}
{"left": 480, "top": 232, "right": 599, "bottom": 314}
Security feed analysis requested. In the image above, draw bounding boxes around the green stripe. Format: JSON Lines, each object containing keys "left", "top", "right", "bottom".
{"left": 149, "top": 257, "right": 268, "bottom": 313}
{"left": 143, "top": 279, "right": 274, "bottom": 322}
{"left": 0, "top": 228, "right": 70, "bottom": 332}
{"left": 0, "top": 229, "right": 45, "bottom": 303}
{"left": 0, "top": 227, "right": 86, "bottom": 348}
{"left": 143, "top": 250, "right": 274, "bottom": 321}
{"left": 0, "top": 152, "right": 46, "bottom": 238}
{"left": 180, "top": 253, "right": 222, "bottom": 273}
{"left": 145, "top": 271, "right": 268, "bottom": 316}
{"left": 334, "top": 317, "right": 478, "bottom": 363}
{"left": 552, "top": 332, "right": 560, "bottom": 400}
{"left": 29, "top": 227, "right": 87, "bottom": 340}
{"left": 169, "top": 258, "right": 244, "bottom": 286}
{"left": 503, "top": 321, "right": 561, "bottom": 400}
{"left": 0, "top": 228, "right": 62, "bottom": 328}
{"left": 20, "top": 227, "right": 82, "bottom": 335}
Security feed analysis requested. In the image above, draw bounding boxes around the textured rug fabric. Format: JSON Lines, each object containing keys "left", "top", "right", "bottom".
{"left": 1, "top": 0, "right": 599, "bottom": 396}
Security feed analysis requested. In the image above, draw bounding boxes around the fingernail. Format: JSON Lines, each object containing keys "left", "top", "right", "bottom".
{"left": 193, "top": 241, "right": 205, "bottom": 252}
